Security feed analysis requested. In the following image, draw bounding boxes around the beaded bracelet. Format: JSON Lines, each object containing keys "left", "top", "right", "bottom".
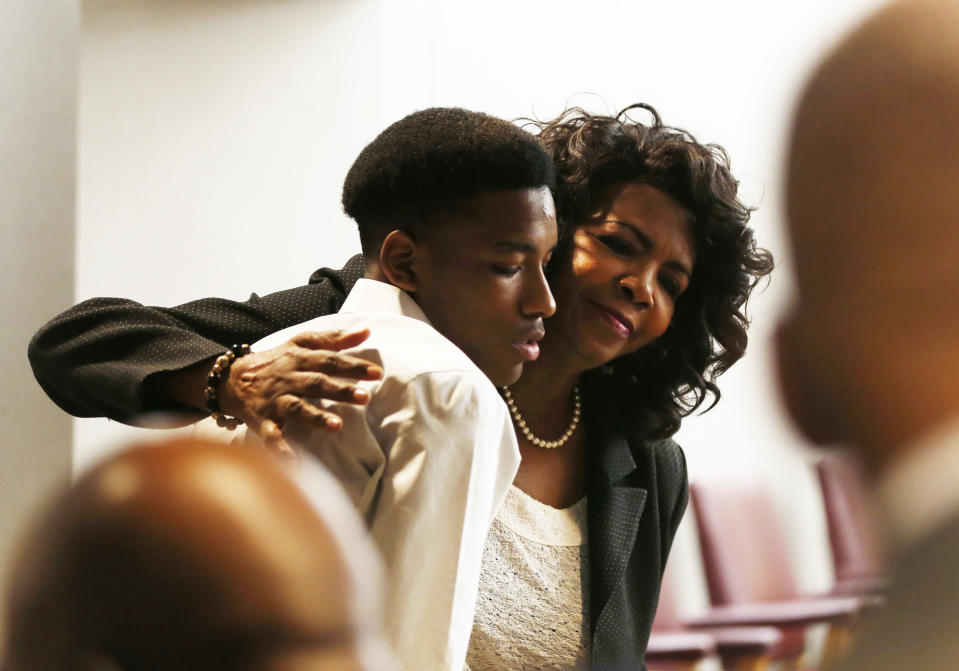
{"left": 203, "top": 343, "right": 251, "bottom": 430}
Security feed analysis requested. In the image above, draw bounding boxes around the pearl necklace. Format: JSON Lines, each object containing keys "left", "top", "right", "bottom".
{"left": 500, "top": 385, "right": 582, "bottom": 449}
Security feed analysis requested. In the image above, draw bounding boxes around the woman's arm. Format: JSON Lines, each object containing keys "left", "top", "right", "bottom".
{"left": 28, "top": 256, "right": 370, "bottom": 427}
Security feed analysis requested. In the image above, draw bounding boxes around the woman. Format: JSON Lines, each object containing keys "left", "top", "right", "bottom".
{"left": 464, "top": 106, "right": 772, "bottom": 669}
{"left": 28, "top": 104, "right": 772, "bottom": 668}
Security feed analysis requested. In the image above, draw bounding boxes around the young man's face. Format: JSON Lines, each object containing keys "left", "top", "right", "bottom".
{"left": 410, "top": 187, "right": 558, "bottom": 386}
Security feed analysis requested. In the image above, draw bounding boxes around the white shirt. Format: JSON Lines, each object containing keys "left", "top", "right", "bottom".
{"left": 285, "top": 456, "right": 398, "bottom": 671}
{"left": 877, "top": 412, "right": 959, "bottom": 550}
{"left": 248, "top": 279, "right": 521, "bottom": 671}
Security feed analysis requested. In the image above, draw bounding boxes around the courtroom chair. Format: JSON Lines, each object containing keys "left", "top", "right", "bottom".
{"left": 687, "top": 480, "right": 869, "bottom": 670}
{"left": 648, "top": 544, "right": 782, "bottom": 671}
{"left": 815, "top": 454, "right": 888, "bottom": 596}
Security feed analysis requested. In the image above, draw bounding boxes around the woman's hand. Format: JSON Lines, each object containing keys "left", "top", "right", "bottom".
{"left": 217, "top": 329, "right": 382, "bottom": 455}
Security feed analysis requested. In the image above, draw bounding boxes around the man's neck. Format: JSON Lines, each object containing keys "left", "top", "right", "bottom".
{"left": 364, "top": 260, "right": 387, "bottom": 283}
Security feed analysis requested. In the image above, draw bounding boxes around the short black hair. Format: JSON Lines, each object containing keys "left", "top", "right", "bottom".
{"left": 342, "top": 107, "right": 556, "bottom": 256}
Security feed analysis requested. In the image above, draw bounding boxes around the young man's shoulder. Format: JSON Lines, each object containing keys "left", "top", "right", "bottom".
{"left": 364, "top": 314, "right": 484, "bottom": 379}
{"left": 262, "top": 308, "right": 483, "bottom": 383}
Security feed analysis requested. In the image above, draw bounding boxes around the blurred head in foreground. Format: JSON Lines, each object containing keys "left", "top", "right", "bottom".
{"left": 778, "top": 0, "right": 959, "bottom": 473}
{"left": 779, "top": 4, "right": 959, "bottom": 669}
{"left": 2, "top": 439, "right": 394, "bottom": 671}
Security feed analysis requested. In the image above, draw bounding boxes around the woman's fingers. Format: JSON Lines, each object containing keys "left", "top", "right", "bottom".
{"left": 293, "top": 372, "right": 370, "bottom": 404}
{"left": 291, "top": 328, "right": 370, "bottom": 351}
{"left": 273, "top": 394, "right": 344, "bottom": 432}
{"left": 292, "top": 331, "right": 383, "bottom": 380}
{"left": 301, "top": 351, "right": 382, "bottom": 380}
{"left": 258, "top": 419, "right": 297, "bottom": 459}
{"left": 216, "top": 329, "right": 383, "bottom": 448}
{"left": 291, "top": 327, "right": 370, "bottom": 349}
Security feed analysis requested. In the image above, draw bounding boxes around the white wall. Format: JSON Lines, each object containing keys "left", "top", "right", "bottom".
{"left": 0, "top": 0, "right": 78, "bottom": 645}
{"left": 73, "top": 0, "right": 891, "bottom": 593}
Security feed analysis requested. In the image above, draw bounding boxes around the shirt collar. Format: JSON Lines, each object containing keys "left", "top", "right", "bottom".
{"left": 877, "top": 412, "right": 959, "bottom": 550}
{"left": 339, "top": 278, "right": 432, "bottom": 326}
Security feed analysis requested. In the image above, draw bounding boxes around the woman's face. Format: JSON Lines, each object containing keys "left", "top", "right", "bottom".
{"left": 548, "top": 181, "right": 697, "bottom": 370}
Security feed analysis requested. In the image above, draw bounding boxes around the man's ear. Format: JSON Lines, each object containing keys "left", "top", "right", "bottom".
{"left": 379, "top": 230, "right": 418, "bottom": 293}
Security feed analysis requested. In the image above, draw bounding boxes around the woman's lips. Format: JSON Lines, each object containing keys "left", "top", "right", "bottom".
{"left": 589, "top": 302, "right": 633, "bottom": 339}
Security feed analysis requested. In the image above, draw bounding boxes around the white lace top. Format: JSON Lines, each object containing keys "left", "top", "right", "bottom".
{"left": 465, "top": 485, "right": 590, "bottom": 671}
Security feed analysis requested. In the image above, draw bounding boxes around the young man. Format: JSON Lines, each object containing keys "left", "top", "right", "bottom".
{"left": 220, "top": 107, "right": 558, "bottom": 671}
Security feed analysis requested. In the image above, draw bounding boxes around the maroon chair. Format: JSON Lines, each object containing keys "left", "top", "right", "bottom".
{"left": 648, "top": 557, "right": 782, "bottom": 671}
{"left": 645, "top": 630, "right": 717, "bottom": 671}
{"left": 647, "top": 560, "right": 718, "bottom": 671}
{"left": 815, "top": 454, "right": 888, "bottom": 595}
{"left": 686, "top": 480, "right": 869, "bottom": 669}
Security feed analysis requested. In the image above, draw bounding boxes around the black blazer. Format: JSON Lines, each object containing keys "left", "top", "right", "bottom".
{"left": 28, "top": 255, "right": 688, "bottom": 668}
{"left": 586, "top": 426, "right": 687, "bottom": 669}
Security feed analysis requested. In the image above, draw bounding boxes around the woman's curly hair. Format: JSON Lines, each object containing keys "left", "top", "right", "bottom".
{"left": 528, "top": 104, "right": 774, "bottom": 439}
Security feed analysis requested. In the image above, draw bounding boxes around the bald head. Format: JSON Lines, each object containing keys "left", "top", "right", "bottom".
{"left": 3, "top": 440, "right": 393, "bottom": 671}
{"left": 780, "top": 0, "right": 959, "bottom": 463}
{"left": 788, "top": 0, "right": 959, "bottom": 312}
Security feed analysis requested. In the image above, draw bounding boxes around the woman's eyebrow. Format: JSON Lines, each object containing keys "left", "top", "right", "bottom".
{"left": 608, "top": 219, "right": 693, "bottom": 277}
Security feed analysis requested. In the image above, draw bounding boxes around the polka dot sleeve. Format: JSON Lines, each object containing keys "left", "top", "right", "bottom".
{"left": 27, "top": 256, "right": 365, "bottom": 422}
